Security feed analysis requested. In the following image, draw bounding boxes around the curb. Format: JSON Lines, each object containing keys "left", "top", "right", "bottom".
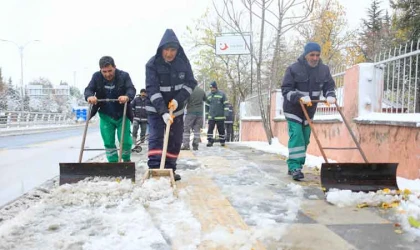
{"left": 0, "top": 124, "right": 89, "bottom": 137}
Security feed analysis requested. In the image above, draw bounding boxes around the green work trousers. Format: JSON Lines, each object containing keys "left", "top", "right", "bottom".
{"left": 287, "top": 120, "right": 311, "bottom": 171}
{"left": 99, "top": 113, "right": 132, "bottom": 162}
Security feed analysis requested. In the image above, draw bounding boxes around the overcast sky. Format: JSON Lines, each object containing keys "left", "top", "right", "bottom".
{"left": 0, "top": 0, "right": 389, "bottom": 92}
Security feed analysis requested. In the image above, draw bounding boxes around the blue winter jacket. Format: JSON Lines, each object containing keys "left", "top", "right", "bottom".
{"left": 145, "top": 29, "right": 197, "bottom": 117}
{"left": 281, "top": 55, "right": 336, "bottom": 125}
{"left": 84, "top": 69, "right": 136, "bottom": 121}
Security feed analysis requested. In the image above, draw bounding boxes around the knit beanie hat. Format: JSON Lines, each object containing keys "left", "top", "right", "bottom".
{"left": 210, "top": 81, "right": 218, "bottom": 88}
{"left": 303, "top": 42, "right": 321, "bottom": 56}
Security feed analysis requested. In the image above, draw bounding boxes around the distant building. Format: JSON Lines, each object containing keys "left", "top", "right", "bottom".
{"left": 26, "top": 85, "right": 70, "bottom": 97}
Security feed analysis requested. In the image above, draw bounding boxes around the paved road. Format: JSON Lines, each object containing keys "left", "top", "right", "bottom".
{"left": 0, "top": 126, "right": 104, "bottom": 206}
{"left": 0, "top": 126, "right": 100, "bottom": 149}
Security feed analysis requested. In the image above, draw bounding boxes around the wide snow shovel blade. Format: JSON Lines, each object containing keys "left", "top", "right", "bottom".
{"left": 143, "top": 110, "right": 176, "bottom": 188}
{"left": 321, "top": 163, "right": 399, "bottom": 192}
{"left": 300, "top": 101, "right": 399, "bottom": 193}
{"left": 59, "top": 162, "right": 135, "bottom": 185}
{"left": 59, "top": 100, "right": 136, "bottom": 185}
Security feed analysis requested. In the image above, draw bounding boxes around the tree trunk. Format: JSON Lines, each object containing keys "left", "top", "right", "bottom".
{"left": 256, "top": 0, "right": 273, "bottom": 144}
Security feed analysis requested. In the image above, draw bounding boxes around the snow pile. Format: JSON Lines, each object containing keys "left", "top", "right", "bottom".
{"left": 326, "top": 189, "right": 399, "bottom": 208}
{"left": 0, "top": 178, "right": 201, "bottom": 250}
{"left": 326, "top": 178, "right": 420, "bottom": 239}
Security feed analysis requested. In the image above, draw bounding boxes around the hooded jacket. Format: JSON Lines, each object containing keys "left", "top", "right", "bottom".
{"left": 145, "top": 29, "right": 197, "bottom": 117}
{"left": 84, "top": 68, "right": 136, "bottom": 121}
{"left": 281, "top": 55, "right": 336, "bottom": 125}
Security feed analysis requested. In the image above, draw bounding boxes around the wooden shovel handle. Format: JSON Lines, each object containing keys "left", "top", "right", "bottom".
{"left": 160, "top": 110, "right": 173, "bottom": 169}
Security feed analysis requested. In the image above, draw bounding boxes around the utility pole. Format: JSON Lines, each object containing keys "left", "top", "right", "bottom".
{"left": 0, "top": 39, "right": 40, "bottom": 111}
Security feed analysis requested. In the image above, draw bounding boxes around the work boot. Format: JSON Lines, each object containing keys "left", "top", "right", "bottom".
{"left": 180, "top": 145, "right": 190, "bottom": 150}
{"left": 220, "top": 142, "right": 225, "bottom": 147}
{"left": 206, "top": 142, "right": 213, "bottom": 147}
{"left": 173, "top": 170, "right": 181, "bottom": 181}
{"left": 290, "top": 169, "right": 304, "bottom": 181}
{"left": 123, "top": 159, "right": 132, "bottom": 163}
{"left": 192, "top": 144, "right": 199, "bottom": 151}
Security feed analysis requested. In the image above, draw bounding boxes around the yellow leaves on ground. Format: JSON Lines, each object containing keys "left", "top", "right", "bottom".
{"left": 408, "top": 216, "right": 420, "bottom": 228}
{"left": 354, "top": 188, "right": 420, "bottom": 231}
{"left": 403, "top": 189, "right": 412, "bottom": 195}
{"left": 382, "top": 188, "right": 391, "bottom": 194}
{"left": 357, "top": 203, "right": 369, "bottom": 208}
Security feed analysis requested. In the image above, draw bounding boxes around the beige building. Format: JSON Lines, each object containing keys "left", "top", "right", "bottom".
{"left": 26, "top": 85, "right": 70, "bottom": 97}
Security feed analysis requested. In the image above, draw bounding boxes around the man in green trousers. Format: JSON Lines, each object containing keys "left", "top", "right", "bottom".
{"left": 84, "top": 56, "right": 136, "bottom": 162}
{"left": 281, "top": 42, "right": 336, "bottom": 180}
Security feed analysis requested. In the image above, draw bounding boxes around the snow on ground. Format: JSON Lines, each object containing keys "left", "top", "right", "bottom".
{"left": 325, "top": 178, "right": 420, "bottom": 239}
{"left": 0, "top": 177, "right": 200, "bottom": 250}
{"left": 2, "top": 136, "right": 418, "bottom": 247}
{"left": 236, "top": 137, "right": 335, "bottom": 169}
{"left": 183, "top": 148, "right": 305, "bottom": 247}
{"left": 355, "top": 113, "right": 420, "bottom": 126}
{"left": 0, "top": 151, "right": 305, "bottom": 249}
{"left": 236, "top": 139, "right": 420, "bottom": 238}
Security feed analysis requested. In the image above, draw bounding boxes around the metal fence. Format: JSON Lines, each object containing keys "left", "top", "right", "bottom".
{"left": 0, "top": 111, "right": 72, "bottom": 129}
{"left": 373, "top": 39, "right": 420, "bottom": 114}
{"left": 315, "top": 66, "right": 346, "bottom": 116}
{"left": 243, "top": 67, "right": 346, "bottom": 119}
{"left": 242, "top": 91, "right": 270, "bottom": 118}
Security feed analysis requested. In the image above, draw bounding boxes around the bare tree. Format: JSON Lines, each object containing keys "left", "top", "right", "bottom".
{"left": 185, "top": 11, "right": 252, "bottom": 119}
{"left": 212, "top": 0, "right": 315, "bottom": 144}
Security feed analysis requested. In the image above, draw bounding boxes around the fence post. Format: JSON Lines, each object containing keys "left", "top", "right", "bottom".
{"left": 26, "top": 112, "right": 30, "bottom": 127}
{"left": 17, "top": 112, "right": 22, "bottom": 128}
{"left": 6, "top": 112, "right": 11, "bottom": 128}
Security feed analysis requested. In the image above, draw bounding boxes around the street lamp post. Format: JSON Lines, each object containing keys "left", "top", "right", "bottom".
{"left": 0, "top": 39, "right": 40, "bottom": 111}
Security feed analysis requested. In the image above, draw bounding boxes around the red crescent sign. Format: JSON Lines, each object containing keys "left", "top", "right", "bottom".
{"left": 220, "top": 43, "right": 229, "bottom": 50}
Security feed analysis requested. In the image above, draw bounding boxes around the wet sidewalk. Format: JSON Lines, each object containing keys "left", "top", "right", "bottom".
{"left": 144, "top": 142, "right": 418, "bottom": 250}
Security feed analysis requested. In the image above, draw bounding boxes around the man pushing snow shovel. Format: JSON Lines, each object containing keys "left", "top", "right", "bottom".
{"left": 145, "top": 29, "right": 197, "bottom": 181}
{"left": 84, "top": 56, "right": 136, "bottom": 163}
{"left": 281, "top": 42, "right": 337, "bottom": 181}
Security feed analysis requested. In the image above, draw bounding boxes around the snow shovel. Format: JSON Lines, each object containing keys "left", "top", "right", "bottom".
{"left": 142, "top": 109, "right": 176, "bottom": 188}
{"left": 300, "top": 100, "right": 398, "bottom": 192}
{"left": 59, "top": 99, "right": 135, "bottom": 185}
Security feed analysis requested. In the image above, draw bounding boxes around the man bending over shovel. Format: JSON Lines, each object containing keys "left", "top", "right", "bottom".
{"left": 145, "top": 29, "right": 197, "bottom": 181}
{"left": 84, "top": 56, "right": 136, "bottom": 162}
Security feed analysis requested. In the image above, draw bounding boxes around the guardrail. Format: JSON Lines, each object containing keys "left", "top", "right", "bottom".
{"left": 0, "top": 111, "right": 72, "bottom": 129}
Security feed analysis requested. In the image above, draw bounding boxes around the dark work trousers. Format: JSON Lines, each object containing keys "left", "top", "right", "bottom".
{"left": 207, "top": 120, "right": 225, "bottom": 144}
{"left": 132, "top": 120, "right": 148, "bottom": 142}
{"left": 147, "top": 113, "right": 183, "bottom": 171}
{"left": 225, "top": 123, "right": 234, "bottom": 142}
{"left": 182, "top": 114, "right": 203, "bottom": 147}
